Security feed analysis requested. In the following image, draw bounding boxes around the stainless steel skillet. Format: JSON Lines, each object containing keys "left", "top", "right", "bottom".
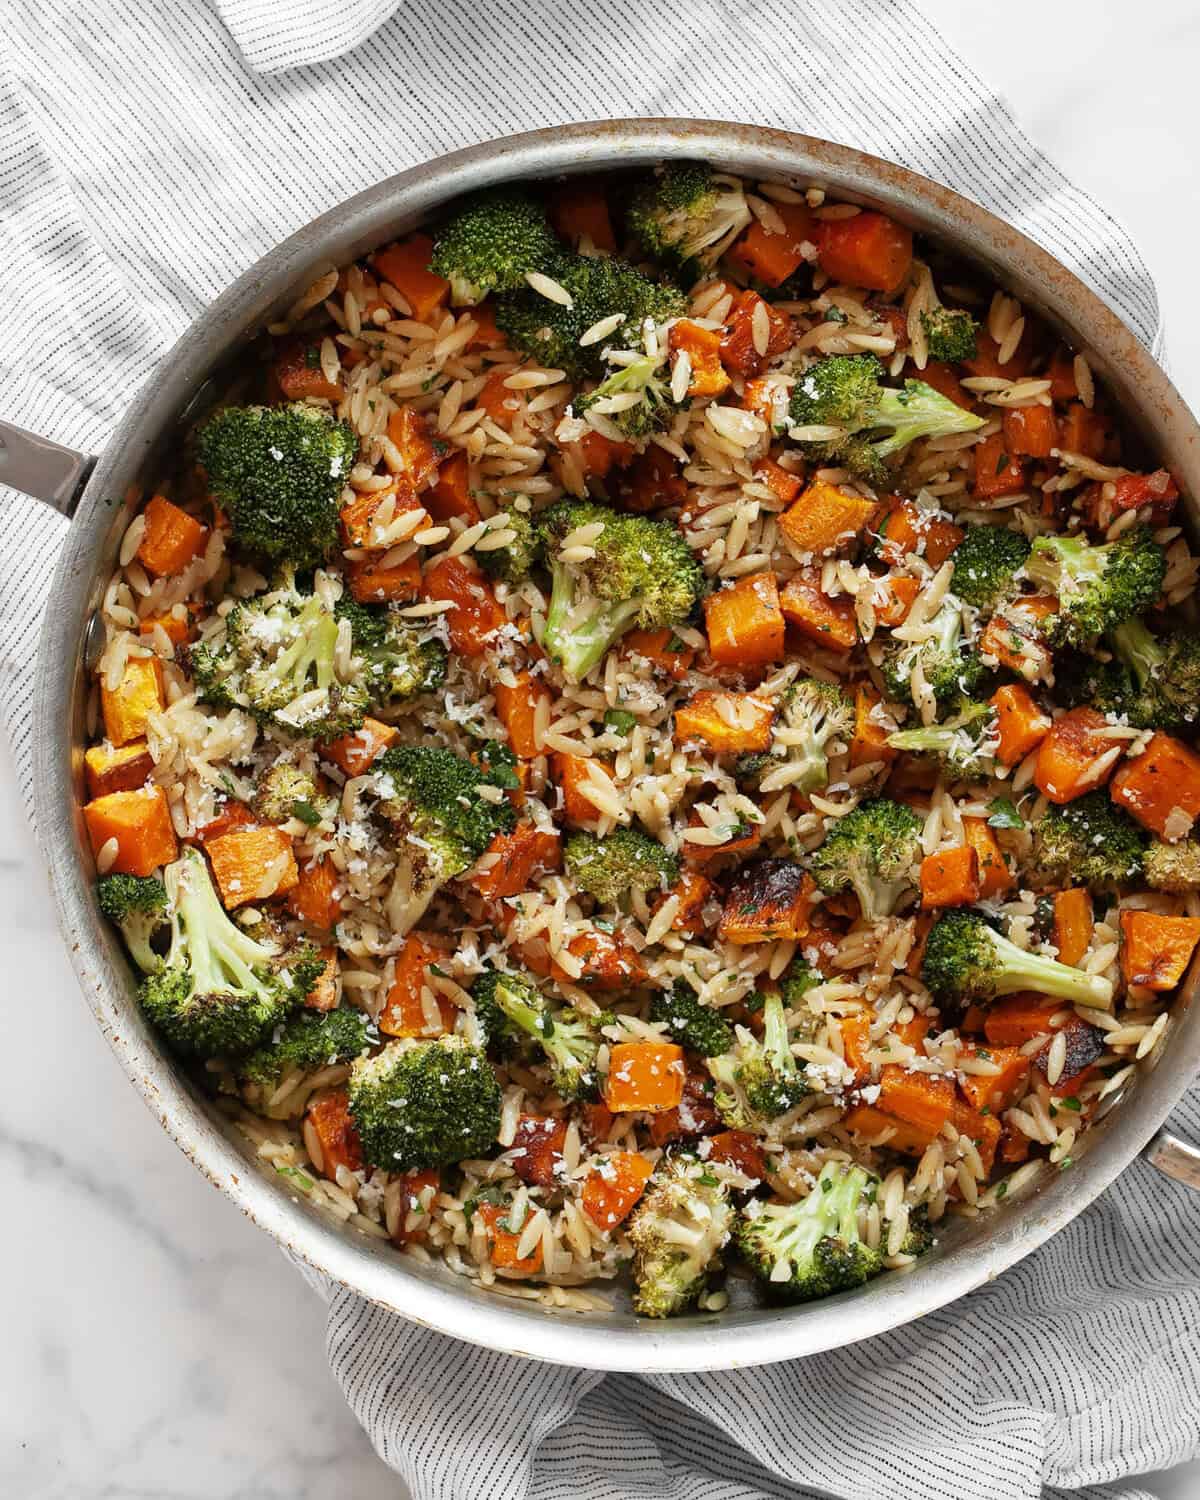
{"left": 5, "top": 119, "right": 1199, "bottom": 1372}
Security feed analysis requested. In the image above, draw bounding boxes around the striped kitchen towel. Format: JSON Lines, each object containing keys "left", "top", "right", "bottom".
{"left": 1, "top": 3, "right": 1196, "bottom": 1498}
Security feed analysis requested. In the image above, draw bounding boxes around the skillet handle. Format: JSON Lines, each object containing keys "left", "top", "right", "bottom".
{"left": 1143, "top": 1130, "right": 1200, "bottom": 1191}
{"left": 0, "top": 419, "right": 94, "bottom": 518}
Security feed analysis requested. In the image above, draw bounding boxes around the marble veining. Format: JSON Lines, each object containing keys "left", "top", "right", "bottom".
{"left": 4, "top": 2, "right": 1200, "bottom": 1493}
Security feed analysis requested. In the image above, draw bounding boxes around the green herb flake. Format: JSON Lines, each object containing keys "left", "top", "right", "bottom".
{"left": 603, "top": 708, "right": 638, "bottom": 736}
{"left": 276, "top": 1165, "right": 315, "bottom": 1193}
{"left": 291, "top": 799, "right": 321, "bottom": 827}
{"left": 987, "top": 797, "right": 1024, "bottom": 830}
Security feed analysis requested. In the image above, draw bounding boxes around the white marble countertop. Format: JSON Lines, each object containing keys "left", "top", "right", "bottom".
{"left": 4, "top": 3, "right": 1200, "bottom": 1495}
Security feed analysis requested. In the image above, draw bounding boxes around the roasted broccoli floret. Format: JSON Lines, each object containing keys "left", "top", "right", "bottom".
{"left": 778, "top": 959, "right": 822, "bottom": 1009}
{"left": 575, "top": 354, "right": 679, "bottom": 441}
{"left": 919, "top": 306, "right": 979, "bottom": 363}
{"left": 809, "top": 797, "right": 922, "bottom": 921}
{"left": 736, "top": 679, "right": 853, "bottom": 796}
{"left": 428, "top": 187, "right": 560, "bottom": 305}
{"left": 189, "top": 572, "right": 369, "bottom": 740}
{"left": 1145, "top": 838, "right": 1200, "bottom": 892}
{"left": 97, "top": 873, "right": 168, "bottom": 974}
{"left": 471, "top": 967, "right": 602, "bottom": 1100}
{"left": 886, "top": 699, "right": 998, "bottom": 780}
{"left": 1031, "top": 792, "right": 1147, "bottom": 892}
{"left": 1058, "top": 652, "right": 1165, "bottom": 730}
{"left": 627, "top": 1153, "right": 733, "bottom": 1318}
{"left": 475, "top": 499, "right": 538, "bottom": 585}
{"left": 627, "top": 161, "right": 752, "bottom": 279}
{"left": 921, "top": 907, "right": 1114, "bottom": 1009}
{"left": 253, "top": 763, "right": 333, "bottom": 826}
{"left": 347, "top": 1035, "right": 501, "bottom": 1171}
{"left": 1106, "top": 616, "right": 1200, "bottom": 730}
{"left": 738, "top": 989, "right": 810, "bottom": 1119}
{"left": 1024, "top": 526, "right": 1166, "bottom": 647}
{"left": 138, "top": 848, "right": 320, "bottom": 1058}
{"left": 239, "top": 1006, "right": 374, "bottom": 1087}
{"left": 197, "top": 403, "right": 357, "bottom": 570}
{"left": 736, "top": 1161, "right": 894, "bottom": 1302}
{"left": 374, "top": 745, "right": 517, "bottom": 933}
{"left": 706, "top": 994, "right": 810, "bottom": 1130}
{"left": 563, "top": 827, "right": 679, "bottom": 908}
{"left": 788, "top": 356, "right": 984, "bottom": 483}
{"left": 495, "top": 254, "right": 687, "bottom": 382}
{"left": 650, "top": 980, "right": 734, "bottom": 1058}
{"left": 336, "top": 598, "right": 448, "bottom": 705}
{"left": 881, "top": 595, "right": 986, "bottom": 708}
{"left": 950, "top": 525, "right": 1031, "bottom": 614}
{"left": 537, "top": 501, "right": 703, "bottom": 681}
{"left": 789, "top": 353, "right": 882, "bottom": 431}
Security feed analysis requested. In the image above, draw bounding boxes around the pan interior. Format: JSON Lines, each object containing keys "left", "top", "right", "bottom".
{"left": 33, "top": 121, "right": 1200, "bottom": 1371}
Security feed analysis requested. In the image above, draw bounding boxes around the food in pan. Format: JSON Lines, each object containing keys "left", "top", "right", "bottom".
{"left": 85, "top": 163, "right": 1199, "bottom": 1316}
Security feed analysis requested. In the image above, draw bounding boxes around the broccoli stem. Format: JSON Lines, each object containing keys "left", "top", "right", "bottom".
{"left": 871, "top": 382, "right": 984, "bottom": 457}
{"left": 761, "top": 991, "right": 795, "bottom": 1079}
{"left": 276, "top": 596, "right": 338, "bottom": 693}
{"left": 489, "top": 980, "right": 552, "bottom": 1047}
{"left": 1025, "top": 535, "right": 1106, "bottom": 593}
{"left": 767, "top": 1165, "right": 866, "bottom": 1268}
{"left": 987, "top": 924, "right": 1112, "bottom": 1006}
{"left": 1110, "top": 616, "right": 1163, "bottom": 689}
{"left": 544, "top": 563, "right": 642, "bottom": 681}
{"left": 122, "top": 917, "right": 163, "bottom": 976}
{"left": 792, "top": 732, "right": 830, "bottom": 796}
{"left": 168, "top": 849, "right": 278, "bottom": 991}
{"left": 850, "top": 870, "right": 912, "bottom": 924}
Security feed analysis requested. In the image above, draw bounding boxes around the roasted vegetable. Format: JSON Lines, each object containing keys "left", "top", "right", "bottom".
{"left": 921, "top": 908, "right": 1114, "bottom": 1008}
{"left": 472, "top": 967, "right": 604, "bottom": 1101}
{"left": 627, "top": 1153, "right": 733, "bottom": 1317}
{"left": 347, "top": 1035, "right": 502, "bottom": 1170}
{"left": 564, "top": 827, "right": 680, "bottom": 908}
{"left": 374, "top": 745, "right": 517, "bottom": 933}
{"left": 650, "top": 980, "right": 735, "bottom": 1058}
{"left": 809, "top": 797, "right": 922, "bottom": 920}
{"left": 96, "top": 872, "right": 168, "bottom": 974}
{"left": 1031, "top": 792, "right": 1147, "bottom": 891}
{"left": 736, "top": 1161, "right": 925, "bottom": 1302}
{"left": 627, "top": 161, "right": 751, "bottom": 278}
{"left": 495, "top": 253, "right": 686, "bottom": 382}
{"left": 138, "top": 847, "right": 321, "bottom": 1059}
{"left": 537, "top": 501, "right": 703, "bottom": 681}
{"left": 1023, "top": 526, "right": 1165, "bottom": 647}
{"left": 429, "top": 187, "right": 560, "bottom": 305}
{"left": 788, "top": 355, "right": 984, "bottom": 484}
{"left": 198, "top": 404, "right": 357, "bottom": 570}
{"left": 188, "top": 571, "right": 370, "bottom": 741}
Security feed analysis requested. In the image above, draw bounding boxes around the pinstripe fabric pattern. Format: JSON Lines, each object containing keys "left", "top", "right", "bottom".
{"left": 1, "top": 3, "right": 1196, "bottom": 1495}
{"left": 216, "top": 0, "right": 404, "bottom": 74}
